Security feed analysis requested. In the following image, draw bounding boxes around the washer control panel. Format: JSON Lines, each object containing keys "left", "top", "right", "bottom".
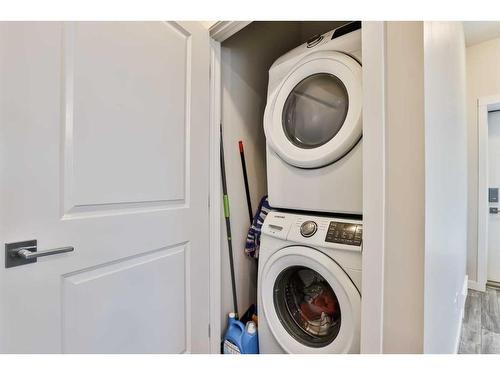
{"left": 325, "top": 221, "right": 362, "bottom": 246}
{"left": 262, "top": 210, "right": 362, "bottom": 251}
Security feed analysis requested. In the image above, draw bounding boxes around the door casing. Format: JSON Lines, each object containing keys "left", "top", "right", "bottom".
{"left": 474, "top": 95, "right": 500, "bottom": 293}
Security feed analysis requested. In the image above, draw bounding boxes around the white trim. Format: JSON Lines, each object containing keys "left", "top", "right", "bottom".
{"left": 478, "top": 99, "right": 488, "bottom": 292}
{"left": 208, "top": 38, "right": 222, "bottom": 354}
{"left": 476, "top": 95, "right": 500, "bottom": 294}
{"left": 209, "top": 21, "right": 251, "bottom": 43}
{"left": 468, "top": 279, "right": 485, "bottom": 292}
{"left": 478, "top": 95, "right": 500, "bottom": 108}
{"left": 454, "top": 275, "right": 468, "bottom": 353}
{"left": 360, "top": 21, "right": 386, "bottom": 354}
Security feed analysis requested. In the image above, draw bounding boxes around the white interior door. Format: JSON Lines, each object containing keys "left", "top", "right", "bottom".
{"left": 488, "top": 110, "right": 500, "bottom": 284}
{"left": 0, "top": 21, "right": 211, "bottom": 353}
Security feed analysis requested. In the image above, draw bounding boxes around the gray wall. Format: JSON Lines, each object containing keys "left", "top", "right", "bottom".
{"left": 297, "top": 21, "right": 350, "bottom": 44}
{"left": 423, "top": 21, "right": 467, "bottom": 353}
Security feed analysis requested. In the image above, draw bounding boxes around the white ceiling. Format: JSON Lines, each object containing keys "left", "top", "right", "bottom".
{"left": 463, "top": 21, "right": 500, "bottom": 47}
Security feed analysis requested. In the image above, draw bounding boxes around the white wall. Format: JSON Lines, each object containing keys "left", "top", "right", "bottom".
{"left": 382, "top": 21, "right": 426, "bottom": 353}
{"left": 466, "top": 37, "right": 500, "bottom": 284}
{"left": 360, "top": 21, "right": 386, "bottom": 353}
{"left": 201, "top": 21, "right": 216, "bottom": 29}
{"left": 423, "top": 21, "right": 467, "bottom": 353}
{"left": 381, "top": 21, "right": 467, "bottom": 354}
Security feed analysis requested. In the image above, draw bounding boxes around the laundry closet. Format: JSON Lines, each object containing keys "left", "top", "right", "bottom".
{"left": 218, "top": 21, "right": 363, "bottom": 353}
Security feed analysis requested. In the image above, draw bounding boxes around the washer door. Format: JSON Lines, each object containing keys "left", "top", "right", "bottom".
{"left": 261, "top": 246, "right": 361, "bottom": 353}
{"left": 264, "top": 50, "right": 362, "bottom": 169}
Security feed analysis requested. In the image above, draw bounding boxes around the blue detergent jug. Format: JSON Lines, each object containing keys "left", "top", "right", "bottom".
{"left": 223, "top": 313, "right": 259, "bottom": 354}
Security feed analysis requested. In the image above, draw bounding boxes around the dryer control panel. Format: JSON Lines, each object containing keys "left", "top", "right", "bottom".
{"left": 325, "top": 221, "right": 362, "bottom": 246}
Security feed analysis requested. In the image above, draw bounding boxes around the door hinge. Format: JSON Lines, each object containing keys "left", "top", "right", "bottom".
{"left": 208, "top": 324, "right": 211, "bottom": 338}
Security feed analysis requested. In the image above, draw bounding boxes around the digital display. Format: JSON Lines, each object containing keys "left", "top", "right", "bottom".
{"left": 325, "top": 221, "right": 362, "bottom": 246}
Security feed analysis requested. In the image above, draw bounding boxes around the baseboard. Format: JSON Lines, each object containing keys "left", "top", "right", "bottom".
{"left": 454, "top": 275, "right": 468, "bottom": 354}
{"left": 468, "top": 279, "right": 486, "bottom": 292}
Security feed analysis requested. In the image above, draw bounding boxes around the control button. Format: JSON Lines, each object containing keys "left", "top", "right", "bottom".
{"left": 306, "top": 34, "right": 324, "bottom": 48}
{"left": 300, "top": 221, "right": 318, "bottom": 237}
{"left": 269, "top": 224, "right": 283, "bottom": 231}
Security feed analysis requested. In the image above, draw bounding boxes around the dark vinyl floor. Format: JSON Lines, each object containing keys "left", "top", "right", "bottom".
{"left": 459, "top": 288, "right": 500, "bottom": 354}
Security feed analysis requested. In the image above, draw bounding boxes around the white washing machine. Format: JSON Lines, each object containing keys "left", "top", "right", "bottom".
{"left": 257, "top": 210, "right": 362, "bottom": 354}
{"left": 263, "top": 22, "right": 362, "bottom": 215}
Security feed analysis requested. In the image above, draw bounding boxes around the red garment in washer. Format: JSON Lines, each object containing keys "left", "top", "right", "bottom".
{"left": 300, "top": 290, "right": 337, "bottom": 321}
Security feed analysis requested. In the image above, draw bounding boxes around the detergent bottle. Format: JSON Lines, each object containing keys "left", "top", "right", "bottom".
{"left": 223, "top": 313, "right": 259, "bottom": 354}
{"left": 242, "top": 321, "right": 259, "bottom": 354}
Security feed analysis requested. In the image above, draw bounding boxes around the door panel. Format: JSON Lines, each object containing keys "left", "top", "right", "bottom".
{"left": 69, "top": 22, "right": 187, "bottom": 209}
{"left": 62, "top": 244, "right": 187, "bottom": 353}
{"left": 0, "top": 21, "right": 210, "bottom": 353}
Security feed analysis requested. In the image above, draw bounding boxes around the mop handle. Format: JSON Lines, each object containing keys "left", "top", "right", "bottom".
{"left": 220, "top": 124, "right": 239, "bottom": 317}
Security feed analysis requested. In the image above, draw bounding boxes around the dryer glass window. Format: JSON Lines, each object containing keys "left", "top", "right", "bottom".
{"left": 273, "top": 266, "right": 341, "bottom": 347}
{"left": 282, "top": 73, "right": 348, "bottom": 149}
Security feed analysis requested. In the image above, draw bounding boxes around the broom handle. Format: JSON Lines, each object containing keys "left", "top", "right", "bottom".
{"left": 220, "top": 124, "right": 239, "bottom": 316}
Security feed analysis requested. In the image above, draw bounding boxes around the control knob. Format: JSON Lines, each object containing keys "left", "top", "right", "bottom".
{"left": 300, "top": 221, "right": 318, "bottom": 237}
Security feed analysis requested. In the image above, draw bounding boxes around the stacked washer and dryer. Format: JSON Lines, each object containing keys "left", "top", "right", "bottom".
{"left": 258, "top": 21, "right": 363, "bottom": 354}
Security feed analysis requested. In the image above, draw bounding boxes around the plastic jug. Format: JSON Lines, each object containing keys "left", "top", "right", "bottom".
{"left": 223, "top": 313, "right": 259, "bottom": 354}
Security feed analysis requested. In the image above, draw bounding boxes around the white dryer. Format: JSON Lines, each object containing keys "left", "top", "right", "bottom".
{"left": 257, "top": 210, "right": 362, "bottom": 354}
{"left": 264, "top": 22, "right": 362, "bottom": 215}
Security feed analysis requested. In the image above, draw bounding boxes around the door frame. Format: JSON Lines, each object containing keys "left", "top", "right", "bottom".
{"left": 207, "top": 21, "right": 251, "bottom": 354}
{"left": 475, "top": 95, "right": 500, "bottom": 292}
{"left": 207, "top": 21, "right": 386, "bottom": 354}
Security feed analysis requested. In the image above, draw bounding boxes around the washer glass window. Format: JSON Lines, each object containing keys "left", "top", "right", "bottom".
{"left": 282, "top": 73, "right": 349, "bottom": 149}
{"left": 273, "top": 266, "right": 341, "bottom": 347}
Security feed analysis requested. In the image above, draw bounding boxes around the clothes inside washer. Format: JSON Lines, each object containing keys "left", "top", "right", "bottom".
{"left": 281, "top": 267, "right": 341, "bottom": 338}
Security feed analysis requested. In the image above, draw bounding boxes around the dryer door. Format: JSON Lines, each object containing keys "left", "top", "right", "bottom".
{"left": 261, "top": 246, "right": 361, "bottom": 353}
{"left": 264, "top": 50, "right": 362, "bottom": 169}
